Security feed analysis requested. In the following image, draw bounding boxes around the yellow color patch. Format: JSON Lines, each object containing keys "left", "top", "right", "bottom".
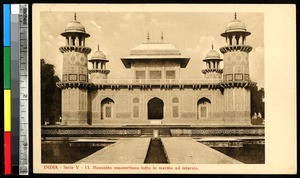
{"left": 4, "top": 90, "right": 11, "bottom": 131}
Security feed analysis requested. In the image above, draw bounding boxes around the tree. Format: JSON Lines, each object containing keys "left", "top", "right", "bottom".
{"left": 250, "top": 85, "right": 265, "bottom": 125}
{"left": 41, "top": 59, "right": 61, "bottom": 125}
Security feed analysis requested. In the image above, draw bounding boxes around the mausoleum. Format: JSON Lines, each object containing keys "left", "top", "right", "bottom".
{"left": 56, "top": 13, "right": 256, "bottom": 126}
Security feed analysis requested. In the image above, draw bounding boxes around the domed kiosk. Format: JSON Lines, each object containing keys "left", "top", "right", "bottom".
{"left": 220, "top": 12, "right": 251, "bottom": 46}
{"left": 202, "top": 45, "right": 223, "bottom": 79}
{"left": 89, "top": 45, "right": 110, "bottom": 83}
{"left": 61, "top": 13, "right": 90, "bottom": 38}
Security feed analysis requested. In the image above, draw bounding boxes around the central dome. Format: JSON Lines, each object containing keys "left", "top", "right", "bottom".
{"left": 130, "top": 42, "right": 181, "bottom": 56}
{"left": 121, "top": 38, "right": 190, "bottom": 68}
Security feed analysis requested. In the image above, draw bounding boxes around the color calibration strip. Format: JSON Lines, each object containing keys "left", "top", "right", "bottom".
{"left": 4, "top": 4, "right": 12, "bottom": 175}
{"left": 19, "top": 4, "right": 29, "bottom": 175}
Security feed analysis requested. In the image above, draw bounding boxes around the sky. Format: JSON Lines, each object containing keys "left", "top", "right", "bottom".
{"left": 40, "top": 11, "right": 264, "bottom": 88}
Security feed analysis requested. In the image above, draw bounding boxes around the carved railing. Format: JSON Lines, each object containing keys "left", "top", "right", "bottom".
{"left": 91, "top": 79, "right": 222, "bottom": 85}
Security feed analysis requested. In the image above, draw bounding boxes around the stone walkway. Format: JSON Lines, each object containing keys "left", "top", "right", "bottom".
{"left": 162, "top": 137, "right": 242, "bottom": 164}
{"left": 76, "top": 137, "right": 241, "bottom": 164}
{"left": 76, "top": 138, "right": 150, "bottom": 164}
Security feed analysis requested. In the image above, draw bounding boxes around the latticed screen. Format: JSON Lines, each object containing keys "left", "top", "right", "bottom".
{"left": 79, "top": 74, "right": 86, "bottom": 81}
{"left": 63, "top": 74, "right": 67, "bottom": 81}
{"left": 244, "top": 74, "right": 249, "bottom": 81}
{"left": 136, "top": 71, "right": 146, "bottom": 79}
{"left": 226, "top": 74, "right": 233, "bottom": 81}
{"left": 80, "top": 93, "right": 86, "bottom": 110}
{"left": 105, "top": 106, "right": 111, "bottom": 118}
{"left": 201, "top": 106, "right": 207, "bottom": 117}
{"left": 69, "top": 74, "right": 77, "bottom": 81}
{"left": 235, "top": 74, "right": 243, "bottom": 81}
{"left": 133, "top": 106, "right": 139, "bottom": 118}
{"left": 173, "top": 106, "right": 179, "bottom": 117}
{"left": 150, "top": 71, "right": 162, "bottom": 79}
{"left": 166, "top": 70, "right": 176, "bottom": 79}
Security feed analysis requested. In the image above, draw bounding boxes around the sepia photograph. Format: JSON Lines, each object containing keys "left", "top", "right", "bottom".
{"left": 32, "top": 4, "right": 296, "bottom": 174}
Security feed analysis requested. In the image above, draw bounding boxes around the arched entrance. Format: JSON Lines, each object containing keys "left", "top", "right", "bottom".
{"left": 101, "top": 98, "right": 114, "bottom": 120}
{"left": 197, "top": 97, "right": 211, "bottom": 119}
{"left": 148, "top": 97, "right": 164, "bottom": 119}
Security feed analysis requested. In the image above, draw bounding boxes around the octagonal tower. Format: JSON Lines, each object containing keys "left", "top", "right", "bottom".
{"left": 58, "top": 13, "right": 91, "bottom": 125}
{"left": 220, "top": 13, "right": 254, "bottom": 125}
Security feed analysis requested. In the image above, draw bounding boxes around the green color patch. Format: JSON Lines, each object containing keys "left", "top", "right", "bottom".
{"left": 4, "top": 47, "right": 11, "bottom": 89}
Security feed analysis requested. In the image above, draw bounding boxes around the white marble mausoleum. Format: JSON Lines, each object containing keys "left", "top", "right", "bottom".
{"left": 56, "top": 13, "right": 257, "bottom": 126}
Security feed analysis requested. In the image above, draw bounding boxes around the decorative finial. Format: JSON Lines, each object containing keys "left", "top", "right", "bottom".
{"left": 98, "top": 44, "right": 99, "bottom": 50}
{"left": 234, "top": 12, "right": 237, "bottom": 20}
{"left": 161, "top": 31, "right": 164, "bottom": 41}
{"left": 74, "top": 13, "right": 77, "bottom": 21}
{"left": 147, "top": 32, "right": 150, "bottom": 41}
{"left": 212, "top": 44, "right": 214, "bottom": 50}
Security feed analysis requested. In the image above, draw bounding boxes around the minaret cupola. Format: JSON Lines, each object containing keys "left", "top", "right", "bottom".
{"left": 89, "top": 45, "right": 110, "bottom": 83}
{"left": 220, "top": 12, "right": 251, "bottom": 46}
{"left": 202, "top": 45, "right": 223, "bottom": 79}
{"left": 61, "top": 13, "right": 90, "bottom": 47}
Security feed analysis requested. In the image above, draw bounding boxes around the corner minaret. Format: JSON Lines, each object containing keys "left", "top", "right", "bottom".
{"left": 89, "top": 45, "right": 110, "bottom": 83}
{"left": 219, "top": 13, "right": 254, "bottom": 125}
{"left": 202, "top": 44, "right": 223, "bottom": 79}
{"left": 58, "top": 13, "right": 91, "bottom": 125}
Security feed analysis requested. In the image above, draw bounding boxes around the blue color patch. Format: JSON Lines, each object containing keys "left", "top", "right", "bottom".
{"left": 4, "top": 4, "right": 11, "bottom": 46}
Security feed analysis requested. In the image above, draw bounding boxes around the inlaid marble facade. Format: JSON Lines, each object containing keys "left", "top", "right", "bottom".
{"left": 56, "top": 13, "right": 257, "bottom": 126}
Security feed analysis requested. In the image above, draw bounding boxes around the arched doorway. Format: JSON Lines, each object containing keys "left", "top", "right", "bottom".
{"left": 101, "top": 98, "right": 114, "bottom": 120}
{"left": 148, "top": 97, "right": 164, "bottom": 119}
{"left": 197, "top": 97, "right": 211, "bottom": 119}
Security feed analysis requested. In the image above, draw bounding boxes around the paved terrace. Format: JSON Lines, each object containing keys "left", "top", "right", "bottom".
{"left": 75, "top": 137, "right": 241, "bottom": 164}
{"left": 162, "top": 137, "right": 242, "bottom": 164}
{"left": 76, "top": 138, "right": 150, "bottom": 164}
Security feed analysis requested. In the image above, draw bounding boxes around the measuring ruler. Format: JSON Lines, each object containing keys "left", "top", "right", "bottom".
{"left": 19, "top": 4, "right": 29, "bottom": 175}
